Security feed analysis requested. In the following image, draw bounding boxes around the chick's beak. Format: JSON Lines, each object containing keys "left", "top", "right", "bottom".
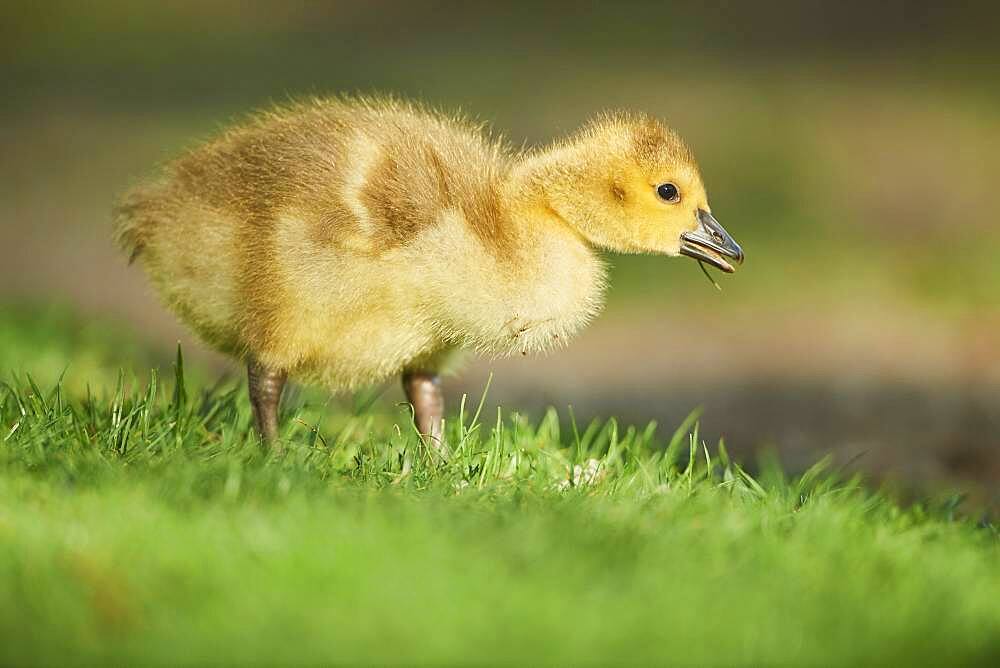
{"left": 679, "top": 209, "right": 744, "bottom": 273}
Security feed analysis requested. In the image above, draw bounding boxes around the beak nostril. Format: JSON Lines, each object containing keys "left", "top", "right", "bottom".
{"left": 685, "top": 208, "right": 743, "bottom": 271}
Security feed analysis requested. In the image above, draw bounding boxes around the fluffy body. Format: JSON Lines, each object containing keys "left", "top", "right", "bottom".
{"left": 116, "top": 96, "right": 706, "bottom": 392}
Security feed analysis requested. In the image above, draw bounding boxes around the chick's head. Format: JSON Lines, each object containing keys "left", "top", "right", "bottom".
{"left": 545, "top": 113, "right": 743, "bottom": 273}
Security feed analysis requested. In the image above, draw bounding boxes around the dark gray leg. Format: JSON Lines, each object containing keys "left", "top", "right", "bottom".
{"left": 247, "top": 360, "right": 287, "bottom": 445}
{"left": 402, "top": 369, "right": 447, "bottom": 456}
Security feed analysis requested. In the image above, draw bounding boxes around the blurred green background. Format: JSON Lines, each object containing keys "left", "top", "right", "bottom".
{"left": 2, "top": 1, "right": 998, "bottom": 501}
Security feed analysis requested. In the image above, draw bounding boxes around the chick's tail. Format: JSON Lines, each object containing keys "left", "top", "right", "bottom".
{"left": 112, "top": 180, "right": 171, "bottom": 264}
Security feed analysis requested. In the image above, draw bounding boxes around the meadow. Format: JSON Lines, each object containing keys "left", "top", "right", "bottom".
{"left": 1, "top": 308, "right": 998, "bottom": 665}
{"left": 3, "top": 4, "right": 1000, "bottom": 664}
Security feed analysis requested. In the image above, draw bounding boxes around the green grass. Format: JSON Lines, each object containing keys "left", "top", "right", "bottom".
{"left": 1, "top": 320, "right": 999, "bottom": 665}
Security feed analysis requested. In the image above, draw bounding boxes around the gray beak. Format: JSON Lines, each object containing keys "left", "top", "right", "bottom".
{"left": 679, "top": 209, "right": 745, "bottom": 273}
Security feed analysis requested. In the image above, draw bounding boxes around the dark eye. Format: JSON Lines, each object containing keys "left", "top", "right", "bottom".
{"left": 656, "top": 183, "right": 680, "bottom": 203}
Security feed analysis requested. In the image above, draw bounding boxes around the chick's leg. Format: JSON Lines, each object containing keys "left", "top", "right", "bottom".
{"left": 402, "top": 369, "right": 447, "bottom": 456}
{"left": 247, "top": 360, "right": 287, "bottom": 445}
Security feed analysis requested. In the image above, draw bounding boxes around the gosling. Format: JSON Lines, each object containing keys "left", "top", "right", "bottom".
{"left": 115, "top": 96, "right": 743, "bottom": 447}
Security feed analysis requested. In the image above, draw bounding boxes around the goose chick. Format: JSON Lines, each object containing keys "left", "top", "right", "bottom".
{"left": 115, "top": 96, "right": 743, "bottom": 447}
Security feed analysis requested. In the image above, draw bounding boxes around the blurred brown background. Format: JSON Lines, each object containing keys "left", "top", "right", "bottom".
{"left": 2, "top": 1, "right": 998, "bottom": 503}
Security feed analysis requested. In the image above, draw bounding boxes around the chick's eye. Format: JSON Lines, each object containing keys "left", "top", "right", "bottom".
{"left": 656, "top": 183, "right": 680, "bottom": 203}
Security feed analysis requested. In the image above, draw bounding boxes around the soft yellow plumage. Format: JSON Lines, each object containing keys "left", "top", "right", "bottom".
{"left": 115, "top": 94, "right": 742, "bottom": 444}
